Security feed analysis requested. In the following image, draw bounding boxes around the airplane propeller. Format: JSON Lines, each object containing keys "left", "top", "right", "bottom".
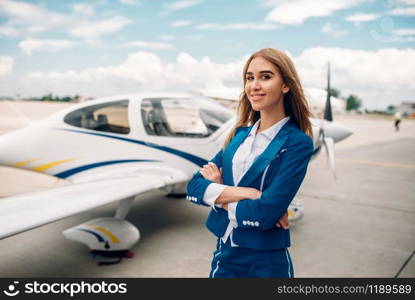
{"left": 323, "top": 136, "right": 336, "bottom": 179}
{"left": 321, "top": 61, "right": 337, "bottom": 179}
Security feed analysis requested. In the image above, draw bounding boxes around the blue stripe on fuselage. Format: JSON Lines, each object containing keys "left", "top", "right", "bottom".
{"left": 55, "top": 128, "right": 208, "bottom": 167}
{"left": 54, "top": 159, "right": 157, "bottom": 178}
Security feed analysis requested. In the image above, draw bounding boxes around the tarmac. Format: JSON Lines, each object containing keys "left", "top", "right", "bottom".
{"left": 0, "top": 100, "right": 414, "bottom": 277}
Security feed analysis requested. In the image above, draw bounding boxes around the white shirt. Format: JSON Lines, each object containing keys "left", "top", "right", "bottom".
{"left": 203, "top": 116, "right": 290, "bottom": 246}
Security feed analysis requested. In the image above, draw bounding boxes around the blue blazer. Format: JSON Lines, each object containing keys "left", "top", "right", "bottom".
{"left": 186, "top": 119, "right": 314, "bottom": 250}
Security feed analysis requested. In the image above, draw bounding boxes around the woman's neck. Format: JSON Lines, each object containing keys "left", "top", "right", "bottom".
{"left": 258, "top": 100, "right": 287, "bottom": 133}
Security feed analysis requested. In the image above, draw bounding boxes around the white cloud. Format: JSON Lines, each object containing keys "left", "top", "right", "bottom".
{"left": 164, "top": 0, "right": 203, "bottom": 11}
{"left": 294, "top": 47, "right": 415, "bottom": 109}
{"left": 123, "top": 41, "right": 175, "bottom": 50}
{"left": 322, "top": 23, "right": 348, "bottom": 37}
{"left": 394, "top": 28, "right": 415, "bottom": 35}
{"left": 27, "top": 25, "right": 47, "bottom": 34}
{"left": 72, "top": 3, "right": 95, "bottom": 17}
{"left": 119, "top": 0, "right": 140, "bottom": 5}
{"left": 395, "top": 0, "right": 415, "bottom": 4}
{"left": 23, "top": 51, "right": 244, "bottom": 97}
{"left": 68, "top": 16, "right": 132, "bottom": 40}
{"left": 0, "top": 25, "right": 19, "bottom": 37}
{"left": 0, "top": 0, "right": 66, "bottom": 36}
{"left": 196, "top": 22, "right": 280, "bottom": 30}
{"left": 389, "top": 6, "right": 415, "bottom": 15}
{"left": 6, "top": 48, "right": 414, "bottom": 110}
{"left": 170, "top": 20, "right": 192, "bottom": 27}
{"left": 345, "top": 13, "right": 379, "bottom": 25}
{"left": 0, "top": 56, "right": 13, "bottom": 77}
{"left": 0, "top": 0, "right": 132, "bottom": 41}
{"left": 263, "top": 0, "right": 363, "bottom": 25}
{"left": 18, "top": 39, "right": 80, "bottom": 55}
{"left": 0, "top": 0, "right": 52, "bottom": 22}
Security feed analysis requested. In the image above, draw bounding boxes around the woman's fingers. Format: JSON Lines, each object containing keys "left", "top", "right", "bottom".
{"left": 206, "top": 162, "right": 218, "bottom": 177}
{"left": 200, "top": 162, "right": 223, "bottom": 183}
{"left": 199, "top": 168, "right": 207, "bottom": 178}
{"left": 276, "top": 211, "right": 289, "bottom": 229}
{"left": 205, "top": 164, "right": 215, "bottom": 177}
{"left": 200, "top": 167, "right": 210, "bottom": 179}
{"left": 209, "top": 163, "right": 223, "bottom": 183}
{"left": 200, "top": 163, "right": 214, "bottom": 179}
{"left": 209, "top": 162, "right": 219, "bottom": 172}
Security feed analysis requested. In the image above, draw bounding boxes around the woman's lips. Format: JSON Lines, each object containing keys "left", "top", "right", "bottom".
{"left": 250, "top": 94, "right": 266, "bottom": 101}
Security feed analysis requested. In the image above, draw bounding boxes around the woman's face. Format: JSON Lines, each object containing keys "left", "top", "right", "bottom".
{"left": 245, "top": 56, "right": 289, "bottom": 112}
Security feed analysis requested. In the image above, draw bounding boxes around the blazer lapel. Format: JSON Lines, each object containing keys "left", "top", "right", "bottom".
{"left": 237, "top": 120, "right": 293, "bottom": 188}
{"left": 222, "top": 126, "right": 252, "bottom": 186}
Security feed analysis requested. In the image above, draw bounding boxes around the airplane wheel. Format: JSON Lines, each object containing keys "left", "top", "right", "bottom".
{"left": 166, "top": 193, "right": 187, "bottom": 198}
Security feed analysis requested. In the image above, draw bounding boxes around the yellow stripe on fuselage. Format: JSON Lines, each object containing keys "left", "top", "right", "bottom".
{"left": 91, "top": 226, "right": 120, "bottom": 244}
{"left": 14, "top": 159, "right": 39, "bottom": 167}
{"left": 29, "top": 158, "right": 76, "bottom": 172}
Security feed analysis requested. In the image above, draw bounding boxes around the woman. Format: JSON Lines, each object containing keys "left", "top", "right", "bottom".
{"left": 186, "top": 48, "right": 314, "bottom": 278}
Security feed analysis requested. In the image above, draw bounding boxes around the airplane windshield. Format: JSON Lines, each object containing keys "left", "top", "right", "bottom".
{"left": 141, "top": 97, "right": 233, "bottom": 138}
{"left": 64, "top": 100, "right": 130, "bottom": 134}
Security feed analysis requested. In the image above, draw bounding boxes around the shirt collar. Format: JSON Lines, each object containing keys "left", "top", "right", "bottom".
{"left": 249, "top": 116, "right": 290, "bottom": 141}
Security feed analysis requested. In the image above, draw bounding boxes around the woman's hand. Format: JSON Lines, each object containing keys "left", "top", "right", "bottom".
{"left": 276, "top": 211, "right": 289, "bottom": 230}
{"left": 199, "top": 162, "right": 223, "bottom": 184}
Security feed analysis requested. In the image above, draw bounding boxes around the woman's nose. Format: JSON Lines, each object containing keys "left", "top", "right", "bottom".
{"left": 252, "top": 79, "right": 261, "bottom": 90}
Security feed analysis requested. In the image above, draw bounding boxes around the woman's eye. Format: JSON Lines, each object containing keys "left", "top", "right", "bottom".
{"left": 262, "top": 74, "right": 272, "bottom": 80}
{"left": 246, "top": 76, "right": 254, "bottom": 81}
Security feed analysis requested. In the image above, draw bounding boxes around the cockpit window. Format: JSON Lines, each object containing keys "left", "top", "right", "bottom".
{"left": 141, "top": 97, "right": 233, "bottom": 137}
{"left": 64, "top": 100, "right": 130, "bottom": 134}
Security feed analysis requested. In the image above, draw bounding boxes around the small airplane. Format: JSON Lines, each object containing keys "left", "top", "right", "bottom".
{"left": 0, "top": 67, "right": 352, "bottom": 262}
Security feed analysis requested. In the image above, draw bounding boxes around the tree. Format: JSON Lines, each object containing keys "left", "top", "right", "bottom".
{"left": 346, "top": 94, "right": 362, "bottom": 111}
{"left": 328, "top": 88, "right": 340, "bottom": 98}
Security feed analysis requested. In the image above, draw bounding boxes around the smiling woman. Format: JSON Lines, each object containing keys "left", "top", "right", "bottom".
{"left": 186, "top": 48, "right": 314, "bottom": 278}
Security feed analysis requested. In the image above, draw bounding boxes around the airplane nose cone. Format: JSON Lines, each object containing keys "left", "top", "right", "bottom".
{"left": 323, "top": 121, "right": 353, "bottom": 143}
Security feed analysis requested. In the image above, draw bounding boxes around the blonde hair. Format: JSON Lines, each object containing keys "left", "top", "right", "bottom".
{"left": 223, "top": 48, "right": 313, "bottom": 148}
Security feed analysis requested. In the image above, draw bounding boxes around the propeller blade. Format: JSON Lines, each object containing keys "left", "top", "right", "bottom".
{"left": 323, "top": 136, "right": 336, "bottom": 179}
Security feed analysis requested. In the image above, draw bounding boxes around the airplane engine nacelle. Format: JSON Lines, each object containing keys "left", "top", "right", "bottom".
{"left": 63, "top": 217, "right": 140, "bottom": 251}
{"left": 287, "top": 198, "right": 304, "bottom": 222}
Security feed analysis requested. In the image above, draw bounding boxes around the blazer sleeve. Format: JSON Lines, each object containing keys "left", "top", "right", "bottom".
{"left": 186, "top": 149, "right": 224, "bottom": 207}
{"left": 235, "top": 134, "right": 314, "bottom": 230}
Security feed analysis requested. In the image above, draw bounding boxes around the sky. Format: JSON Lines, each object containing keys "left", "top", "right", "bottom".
{"left": 0, "top": 0, "right": 414, "bottom": 110}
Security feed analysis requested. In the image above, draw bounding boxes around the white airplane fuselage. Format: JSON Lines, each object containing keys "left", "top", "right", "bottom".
{"left": 0, "top": 93, "right": 351, "bottom": 188}
{"left": 0, "top": 95, "right": 231, "bottom": 186}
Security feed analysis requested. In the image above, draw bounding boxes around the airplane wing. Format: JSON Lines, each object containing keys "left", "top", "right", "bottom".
{"left": 0, "top": 168, "right": 188, "bottom": 239}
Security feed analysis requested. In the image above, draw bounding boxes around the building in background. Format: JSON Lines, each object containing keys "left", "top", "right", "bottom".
{"left": 399, "top": 101, "right": 415, "bottom": 118}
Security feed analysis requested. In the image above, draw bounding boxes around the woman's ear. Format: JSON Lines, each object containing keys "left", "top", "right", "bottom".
{"left": 282, "top": 84, "right": 290, "bottom": 94}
